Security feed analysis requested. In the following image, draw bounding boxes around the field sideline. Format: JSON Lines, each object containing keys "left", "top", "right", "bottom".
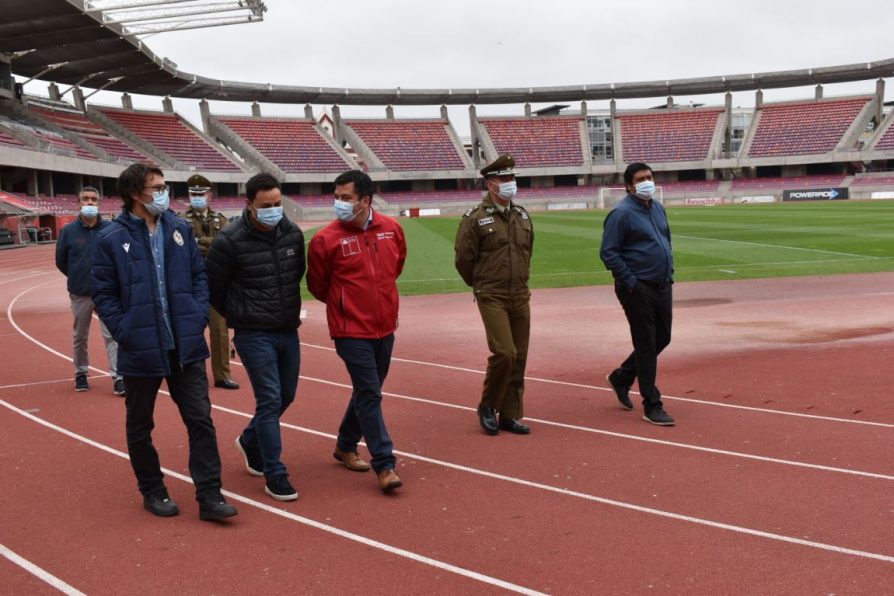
{"left": 349, "top": 200, "right": 894, "bottom": 296}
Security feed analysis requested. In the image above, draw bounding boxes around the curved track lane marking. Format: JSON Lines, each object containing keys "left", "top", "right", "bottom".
{"left": 8, "top": 280, "right": 894, "bottom": 566}
{"left": 0, "top": 399, "right": 546, "bottom": 596}
{"left": 0, "top": 543, "right": 86, "bottom": 596}
{"left": 298, "top": 343, "right": 894, "bottom": 429}
{"left": 673, "top": 234, "right": 883, "bottom": 260}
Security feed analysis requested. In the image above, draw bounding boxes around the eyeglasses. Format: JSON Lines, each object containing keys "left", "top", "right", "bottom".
{"left": 144, "top": 184, "right": 169, "bottom": 194}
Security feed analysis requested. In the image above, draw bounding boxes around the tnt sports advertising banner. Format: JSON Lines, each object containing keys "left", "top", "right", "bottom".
{"left": 782, "top": 188, "right": 849, "bottom": 202}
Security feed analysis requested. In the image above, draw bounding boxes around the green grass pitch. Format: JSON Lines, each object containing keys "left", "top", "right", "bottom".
{"left": 308, "top": 201, "right": 894, "bottom": 297}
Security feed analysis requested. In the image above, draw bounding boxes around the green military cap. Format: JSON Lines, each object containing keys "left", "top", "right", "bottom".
{"left": 187, "top": 174, "right": 212, "bottom": 193}
{"left": 480, "top": 154, "right": 515, "bottom": 177}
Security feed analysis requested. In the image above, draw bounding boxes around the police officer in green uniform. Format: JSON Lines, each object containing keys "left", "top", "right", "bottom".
{"left": 455, "top": 155, "right": 534, "bottom": 436}
{"left": 183, "top": 174, "right": 239, "bottom": 390}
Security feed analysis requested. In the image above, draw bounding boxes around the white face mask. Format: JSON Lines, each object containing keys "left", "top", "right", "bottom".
{"left": 144, "top": 189, "right": 170, "bottom": 216}
{"left": 634, "top": 180, "right": 656, "bottom": 200}
{"left": 497, "top": 181, "right": 517, "bottom": 200}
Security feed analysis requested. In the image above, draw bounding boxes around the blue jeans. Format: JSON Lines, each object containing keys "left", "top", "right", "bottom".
{"left": 234, "top": 329, "right": 300, "bottom": 477}
{"left": 334, "top": 335, "right": 396, "bottom": 473}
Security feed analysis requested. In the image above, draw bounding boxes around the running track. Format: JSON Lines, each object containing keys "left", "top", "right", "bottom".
{"left": 1, "top": 244, "right": 893, "bottom": 594}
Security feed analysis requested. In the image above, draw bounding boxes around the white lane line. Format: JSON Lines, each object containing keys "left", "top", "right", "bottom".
{"left": 8, "top": 283, "right": 889, "bottom": 483}
{"left": 0, "top": 272, "right": 47, "bottom": 286}
{"left": 298, "top": 342, "right": 894, "bottom": 430}
{"left": 6, "top": 297, "right": 894, "bottom": 567}
{"left": 0, "top": 543, "right": 86, "bottom": 596}
{"left": 0, "top": 375, "right": 107, "bottom": 391}
{"left": 0, "top": 398, "right": 544, "bottom": 596}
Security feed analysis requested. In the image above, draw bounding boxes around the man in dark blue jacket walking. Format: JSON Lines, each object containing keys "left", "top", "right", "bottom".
{"left": 92, "top": 163, "right": 237, "bottom": 521}
{"left": 55, "top": 186, "right": 123, "bottom": 395}
{"left": 600, "top": 162, "right": 675, "bottom": 426}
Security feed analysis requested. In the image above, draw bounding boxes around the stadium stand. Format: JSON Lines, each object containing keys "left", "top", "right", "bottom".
{"left": 658, "top": 180, "right": 722, "bottom": 193}
{"left": 344, "top": 120, "right": 467, "bottom": 171}
{"left": 617, "top": 108, "right": 724, "bottom": 163}
{"left": 747, "top": 97, "right": 870, "bottom": 157}
{"left": 730, "top": 174, "right": 845, "bottom": 191}
{"left": 479, "top": 117, "right": 585, "bottom": 168}
{"left": 216, "top": 117, "right": 351, "bottom": 172}
{"left": 850, "top": 174, "right": 894, "bottom": 186}
{"left": 98, "top": 108, "right": 242, "bottom": 171}
{"left": 379, "top": 186, "right": 601, "bottom": 205}
{"left": 875, "top": 124, "right": 894, "bottom": 151}
{"left": 0, "top": 129, "right": 26, "bottom": 148}
{"left": 27, "top": 102, "right": 152, "bottom": 163}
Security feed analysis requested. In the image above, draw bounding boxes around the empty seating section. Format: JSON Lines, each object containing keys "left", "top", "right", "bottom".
{"left": 850, "top": 174, "right": 894, "bottom": 186}
{"left": 100, "top": 108, "right": 240, "bottom": 171}
{"left": 876, "top": 124, "right": 894, "bottom": 151}
{"left": 480, "top": 118, "right": 584, "bottom": 168}
{"left": 730, "top": 175, "right": 845, "bottom": 191}
{"left": 658, "top": 180, "right": 721, "bottom": 193}
{"left": 219, "top": 117, "right": 349, "bottom": 172}
{"left": 0, "top": 130, "right": 25, "bottom": 148}
{"left": 345, "top": 120, "right": 466, "bottom": 171}
{"left": 618, "top": 109, "right": 722, "bottom": 163}
{"left": 380, "top": 186, "right": 600, "bottom": 205}
{"left": 748, "top": 98, "right": 869, "bottom": 157}
{"left": 30, "top": 105, "right": 151, "bottom": 162}
{"left": 32, "top": 130, "right": 97, "bottom": 159}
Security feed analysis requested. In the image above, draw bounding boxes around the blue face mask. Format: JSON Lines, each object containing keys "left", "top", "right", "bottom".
{"left": 634, "top": 180, "right": 656, "bottom": 200}
{"left": 497, "top": 181, "right": 517, "bottom": 200}
{"left": 255, "top": 205, "right": 283, "bottom": 228}
{"left": 190, "top": 196, "right": 207, "bottom": 210}
{"left": 80, "top": 205, "right": 99, "bottom": 218}
{"left": 334, "top": 199, "right": 358, "bottom": 222}
{"left": 144, "top": 189, "right": 170, "bottom": 216}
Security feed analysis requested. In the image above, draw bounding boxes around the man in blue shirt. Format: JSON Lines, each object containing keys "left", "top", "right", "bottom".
{"left": 92, "top": 162, "right": 237, "bottom": 521}
{"left": 55, "top": 186, "right": 123, "bottom": 395}
{"left": 600, "top": 162, "right": 675, "bottom": 426}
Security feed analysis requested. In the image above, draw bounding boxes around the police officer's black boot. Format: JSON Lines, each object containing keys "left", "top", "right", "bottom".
{"left": 477, "top": 405, "right": 499, "bottom": 435}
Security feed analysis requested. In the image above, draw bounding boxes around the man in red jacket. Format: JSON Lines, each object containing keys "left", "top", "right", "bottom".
{"left": 307, "top": 169, "right": 407, "bottom": 493}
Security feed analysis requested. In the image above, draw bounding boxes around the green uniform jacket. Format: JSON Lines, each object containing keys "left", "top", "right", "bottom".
{"left": 182, "top": 207, "right": 229, "bottom": 257}
{"left": 454, "top": 193, "right": 534, "bottom": 296}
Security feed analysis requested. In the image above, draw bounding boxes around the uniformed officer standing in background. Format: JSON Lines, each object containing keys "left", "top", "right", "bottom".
{"left": 183, "top": 174, "right": 239, "bottom": 390}
{"left": 455, "top": 155, "right": 534, "bottom": 436}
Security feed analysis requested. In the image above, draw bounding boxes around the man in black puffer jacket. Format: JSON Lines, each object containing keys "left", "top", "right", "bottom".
{"left": 206, "top": 173, "right": 306, "bottom": 502}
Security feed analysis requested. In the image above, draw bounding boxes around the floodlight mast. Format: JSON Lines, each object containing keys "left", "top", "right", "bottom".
{"left": 81, "top": 0, "right": 266, "bottom": 35}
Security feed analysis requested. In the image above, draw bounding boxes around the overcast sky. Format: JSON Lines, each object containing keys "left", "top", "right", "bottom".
{"left": 21, "top": 0, "right": 894, "bottom": 137}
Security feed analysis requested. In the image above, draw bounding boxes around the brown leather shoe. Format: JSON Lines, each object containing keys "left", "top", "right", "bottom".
{"left": 377, "top": 469, "right": 402, "bottom": 493}
{"left": 333, "top": 447, "right": 371, "bottom": 472}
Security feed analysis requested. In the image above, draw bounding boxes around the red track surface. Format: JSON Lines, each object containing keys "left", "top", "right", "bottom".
{"left": 1, "top": 244, "right": 893, "bottom": 594}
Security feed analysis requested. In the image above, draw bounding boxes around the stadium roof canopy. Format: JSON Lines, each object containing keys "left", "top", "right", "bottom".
{"left": 4, "top": 0, "right": 894, "bottom": 106}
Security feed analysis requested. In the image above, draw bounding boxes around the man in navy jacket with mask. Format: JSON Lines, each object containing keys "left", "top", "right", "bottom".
{"left": 600, "top": 162, "right": 675, "bottom": 426}
{"left": 92, "top": 162, "right": 237, "bottom": 520}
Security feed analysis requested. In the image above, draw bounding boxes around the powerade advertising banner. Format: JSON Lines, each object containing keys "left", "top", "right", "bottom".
{"left": 782, "top": 188, "right": 849, "bottom": 202}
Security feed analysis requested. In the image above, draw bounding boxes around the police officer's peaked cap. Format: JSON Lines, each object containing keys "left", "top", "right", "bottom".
{"left": 187, "top": 174, "right": 212, "bottom": 193}
{"left": 480, "top": 154, "right": 515, "bottom": 177}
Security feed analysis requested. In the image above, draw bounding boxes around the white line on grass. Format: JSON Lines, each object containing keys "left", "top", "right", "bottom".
{"left": 0, "top": 543, "right": 86, "bottom": 596}
{"left": 7, "top": 289, "right": 894, "bottom": 567}
{"left": 674, "top": 234, "right": 880, "bottom": 260}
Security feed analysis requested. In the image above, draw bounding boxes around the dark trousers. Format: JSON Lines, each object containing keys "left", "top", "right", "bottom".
{"left": 477, "top": 293, "right": 530, "bottom": 420}
{"left": 124, "top": 353, "right": 222, "bottom": 499}
{"left": 614, "top": 281, "right": 673, "bottom": 410}
{"left": 334, "top": 335, "right": 396, "bottom": 473}
{"left": 234, "top": 329, "right": 299, "bottom": 478}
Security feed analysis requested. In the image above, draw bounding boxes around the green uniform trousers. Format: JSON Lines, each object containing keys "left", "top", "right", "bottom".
{"left": 476, "top": 292, "right": 530, "bottom": 419}
{"left": 209, "top": 306, "right": 232, "bottom": 382}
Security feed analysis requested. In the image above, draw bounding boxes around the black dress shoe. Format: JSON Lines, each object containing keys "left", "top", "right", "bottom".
{"left": 477, "top": 405, "right": 499, "bottom": 435}
{"left": 143, "top": 490, "right": 179, "bottom": 517}
{"left": 214, "top": 379, "right": 240, "bottom": 390}
{"left": 198, "top": 492, "right": 238, "bottom": 521}
{"left": 498, "top": 418, "right": 531, "bottom": 434}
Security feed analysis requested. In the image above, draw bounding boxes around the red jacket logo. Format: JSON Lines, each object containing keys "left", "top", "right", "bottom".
{"left": 340, "top": 236, "right": 361, "bottom": 256}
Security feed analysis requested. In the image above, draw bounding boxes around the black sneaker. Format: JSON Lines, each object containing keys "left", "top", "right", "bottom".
{"left": 197, "top": 491, "right": 238, "bottom": 521}
{"left": 235, "top": 435, "right": 264, "bottom": 477}
{"left": 265, "top": 474, "right": 298, "bottom": 502}
{"left": 143, "top": 489, "right": 179, "bottom": 517}
{"left": 113, "top": 378, "right": 126, "bottom": 397}
{"left": 643, "top": 407, "right": 675, "bottom": 426}
{"left": 606, "top": 372, "right": 633, "bottom": 410}
{"left": 75, "top": 374, "right": 89, "bottom": 392}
